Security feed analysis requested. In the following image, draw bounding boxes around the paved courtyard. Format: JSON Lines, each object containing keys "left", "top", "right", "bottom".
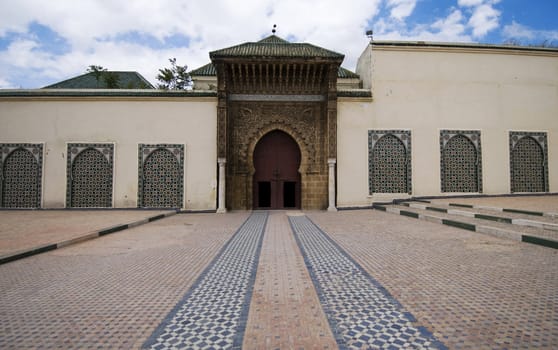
{"left": 0, "top": 197, "right": 557, "bottom": 349}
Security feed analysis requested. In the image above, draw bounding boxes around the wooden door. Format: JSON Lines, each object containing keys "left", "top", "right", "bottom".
{"left": 253, "top": 130, "right": 301, "bottom": 209}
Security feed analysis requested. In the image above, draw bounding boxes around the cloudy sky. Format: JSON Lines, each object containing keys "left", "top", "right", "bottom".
{"left": 0, "top": 0, "right": 556, "bottom": 89}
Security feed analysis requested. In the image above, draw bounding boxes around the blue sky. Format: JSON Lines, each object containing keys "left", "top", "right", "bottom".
{"left": 0, "top": 0, "right": 556, "bottom": 89}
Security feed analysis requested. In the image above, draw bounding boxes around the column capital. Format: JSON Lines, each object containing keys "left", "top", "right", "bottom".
{"left": 328, "top": 158, "right": 337, "bottom": 165}
{"left": 218, "top": 158, "right": 227, "bottom": 165}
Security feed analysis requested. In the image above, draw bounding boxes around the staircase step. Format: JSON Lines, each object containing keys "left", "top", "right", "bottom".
{"left": 401, "top": 201, "right": 558, "bottom": 231}
{"left": 373, "top": 203, "right": 558, "bottom": 249}
{"left": 430, "top": 200, "right": 558, "bottom": 219}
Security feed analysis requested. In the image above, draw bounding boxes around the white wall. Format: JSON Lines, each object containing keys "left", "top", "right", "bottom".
{"left": 1, "top": 97, "right": 217, "bottom": 209}
{"left": 338, "top": 44, "right": 558, "bottom": 207}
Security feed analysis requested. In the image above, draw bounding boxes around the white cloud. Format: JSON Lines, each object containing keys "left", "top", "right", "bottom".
{"left": 0, "top": 0, "right": 384, "bottom": 88}
{"left": 467, "top": 4, "right": 500, "bottom": 37}
{"left": 456, "top": 0, "right": 501, "bottom": 38}
{"left": 0, "top": 77, "right": 16, "bottom": 89}
{"left": 502, "top": 21, "right": 535, "bottom": 40}
{"left": 457, "top": 0, "right": 485, "bottom": 7}
{"left": 502, "top": 21, "right": 558, "bottom": 42}
{"left": 387, "top": 0, "right": 417, "bottom": 21}
{"left": 375, "top": 8, "right": 471, "bottom": 43}
{"left": 431, "top": 9, "right": 467, "bottom": 39}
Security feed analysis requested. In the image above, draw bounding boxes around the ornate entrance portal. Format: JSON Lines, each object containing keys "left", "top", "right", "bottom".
{"left": 210, "top": 34, "right": 342, "bottom": 210}
{"left": 253, "top": 130, "right": 301, "bottom": 209}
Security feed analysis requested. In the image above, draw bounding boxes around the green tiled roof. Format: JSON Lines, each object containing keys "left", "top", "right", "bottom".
{"left": 338, "top": 67, "right": 359, "bottom": 79}
{"left": 190, "top": 63, "right": 358, "bottom": 79}
{"left": 210, "top": 35, "right": 344, "bottom": 59}
{"left": 43, "top": 71, "right": 154, "bottom": 89}
{"left": 189, "top": 63, "right": 216, "bottom": 76}
{"left": 257, "top": 35, "right": 290, "bottom": 44}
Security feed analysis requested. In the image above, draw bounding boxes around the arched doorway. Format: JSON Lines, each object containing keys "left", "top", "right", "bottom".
{"left": 253, "top": 130, "right": 301, "bottom": 209}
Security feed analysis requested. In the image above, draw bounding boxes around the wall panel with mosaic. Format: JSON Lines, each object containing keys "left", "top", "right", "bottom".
{"left": 368, "top": 130, "right": 412, "bottom": 194}
{"left": 138, "top": 144, "right": 184, "bottom": 208}
{"left": 1, "top": 143, "right": 43, "bottom": 208}
{"left": 440, "top": 130, "right": 482, "bottom": 193}
{"left": 66, "top": 143, "right": 114, "bottom": 208}
{"left": 509, "top": 131, "right": 548, "bottom": 193}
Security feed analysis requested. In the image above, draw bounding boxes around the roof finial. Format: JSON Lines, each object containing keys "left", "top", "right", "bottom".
{"left": 272, "top": 24, "right": 277, "bottom": 35}
{"left": 366, "top": 29, "right": 374, "bottom": 43}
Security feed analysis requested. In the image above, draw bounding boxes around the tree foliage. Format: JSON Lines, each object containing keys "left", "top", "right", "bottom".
{"left": 86, "top": 65, "right": 120, "bottom": 89}
{"left": 86, "top": 65, "right": 107, "bottom": 84}
{"left": 156, "top": 58, "right": 191, "bottom": 90}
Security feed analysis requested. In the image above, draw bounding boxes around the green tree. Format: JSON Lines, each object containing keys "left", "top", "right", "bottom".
{"left": 85, "top": 65, "right": 120, "bottom": 89}
{"left": 103, "top": 72, "right": 120, "bottom": 89}
{"left": 156, "top": 58, "right": 191, "bottom": 90}
{"left": 86, "top": 65, "right": 107, "bottom": 86}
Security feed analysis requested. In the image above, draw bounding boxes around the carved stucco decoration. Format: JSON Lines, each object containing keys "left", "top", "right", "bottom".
{"left": 228, "top": 101, "right": 324, "bottom": 175}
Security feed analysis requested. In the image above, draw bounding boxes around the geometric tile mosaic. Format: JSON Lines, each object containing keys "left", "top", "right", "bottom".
{"left": 1, "top": 143, "right": 43, "bottom": 208}
{"left": 510, "top": 131, "right": 548, "bottom": 193}
{"left": 440, "top": 130, "right": 482, "bottom": 193}
{"left": 66, "top": 143, "right": 114, "bottom": 208}
{"left": 143, "top": 211, "right": 268, "bottom": 350}
{"left": 289, "top": 215, "right": 446, "bottom": 349}
{"left": 138, "top": 144, "right": 184, "bottom": 208}
{"left": 368, "top": 130, "right": 412, "bottom": 194}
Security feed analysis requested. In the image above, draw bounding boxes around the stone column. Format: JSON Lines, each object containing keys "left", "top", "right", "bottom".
{"left": 217, "top": 158, "right": 227, "bottom": 213}
{"left": 327, "top": 158, "right": 337, "bottom": 212}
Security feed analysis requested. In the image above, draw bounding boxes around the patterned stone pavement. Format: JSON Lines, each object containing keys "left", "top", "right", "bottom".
{"left": 0, "top": 212, "right": 249, "bottom": 349}
{"left": 1, "top": 203, "right": 557, "bottom": 349}
{"left": 290, "top": 215, "right": 446, "bottom": 349}
{"left": 0, "top": 209, "right": 172, "bottom": 256}
{"left": 143, "top": 212, "right": 268, "bottom": 349}
{"left": 242, "top": 211, "right": 337, "bottom": 349}
{"left": 309, "top": 210, "right": 558, "bottom": 349}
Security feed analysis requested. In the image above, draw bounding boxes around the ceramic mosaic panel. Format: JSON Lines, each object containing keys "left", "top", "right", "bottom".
{"left": 138, "top": 144, "right": 184, "bottom": 208}
{"left": 510, "top": 132, "right": 548, "bottom": 192}
{"left": 144, "top": 212, "right": 268, "bottom": 349}
{"left": 440, "top": 130, "right": 482, "bottom": 193}
{"left": 290, "top": 215, "right": 446, "bottom": 349}
{"left": 1, "top": 143, "right": 43, "bottom": 208}
{"left": 368, "top": 130, "right": 412, "bottom": 194}
{"left": 66, "top": 143, "right": 113, "bottom": 208}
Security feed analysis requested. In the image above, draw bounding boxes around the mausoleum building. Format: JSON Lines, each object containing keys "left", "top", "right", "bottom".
{"left": 1, "top": 35, "right": 557, "bottom": 210}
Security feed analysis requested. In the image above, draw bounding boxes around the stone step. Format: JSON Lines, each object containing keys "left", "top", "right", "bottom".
{"left": 400, "top": 201, "right": 558, "bottom": 231}
{"left": 373, "top": 203, "right": 558, "bottom": 250}
{"left": 428, "top": 200, "right": 558, "bottom": 219}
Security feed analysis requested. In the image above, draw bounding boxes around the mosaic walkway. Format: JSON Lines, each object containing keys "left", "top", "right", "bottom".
{"left": 143, "top": 212, "right": 268, "bottom": 349}
{"left": 290, "top": 215, "right": 446, "bottom": 349}
{"left": 1, "top": 203, "right": 556, "bottom": 349}
{"left": 142, "top": 211, "right": 446, "bottom": 349}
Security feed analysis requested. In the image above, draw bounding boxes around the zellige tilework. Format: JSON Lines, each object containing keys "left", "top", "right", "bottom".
{"left": 0, "top": 143, "right": 43, "bottom": 208}
{"left": 510, "top": 131, "right": 548, "bottom": 193}
{"left": 66, "top": 143, "right": 114, "bottom": 208}
{"left": 368, "top": 130, "right": 412, "bottom": 194}
{"left": 440, "top": 130, "right": 482, "bottom": 193}
{"left": 289, "top": 215, "right": 446, "bottom": 349}
{"left": 138, "top": 144, "right": 184, "bottom": 208}
{"left": 143, "top": 211, "right": 268, "bottom": 350}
